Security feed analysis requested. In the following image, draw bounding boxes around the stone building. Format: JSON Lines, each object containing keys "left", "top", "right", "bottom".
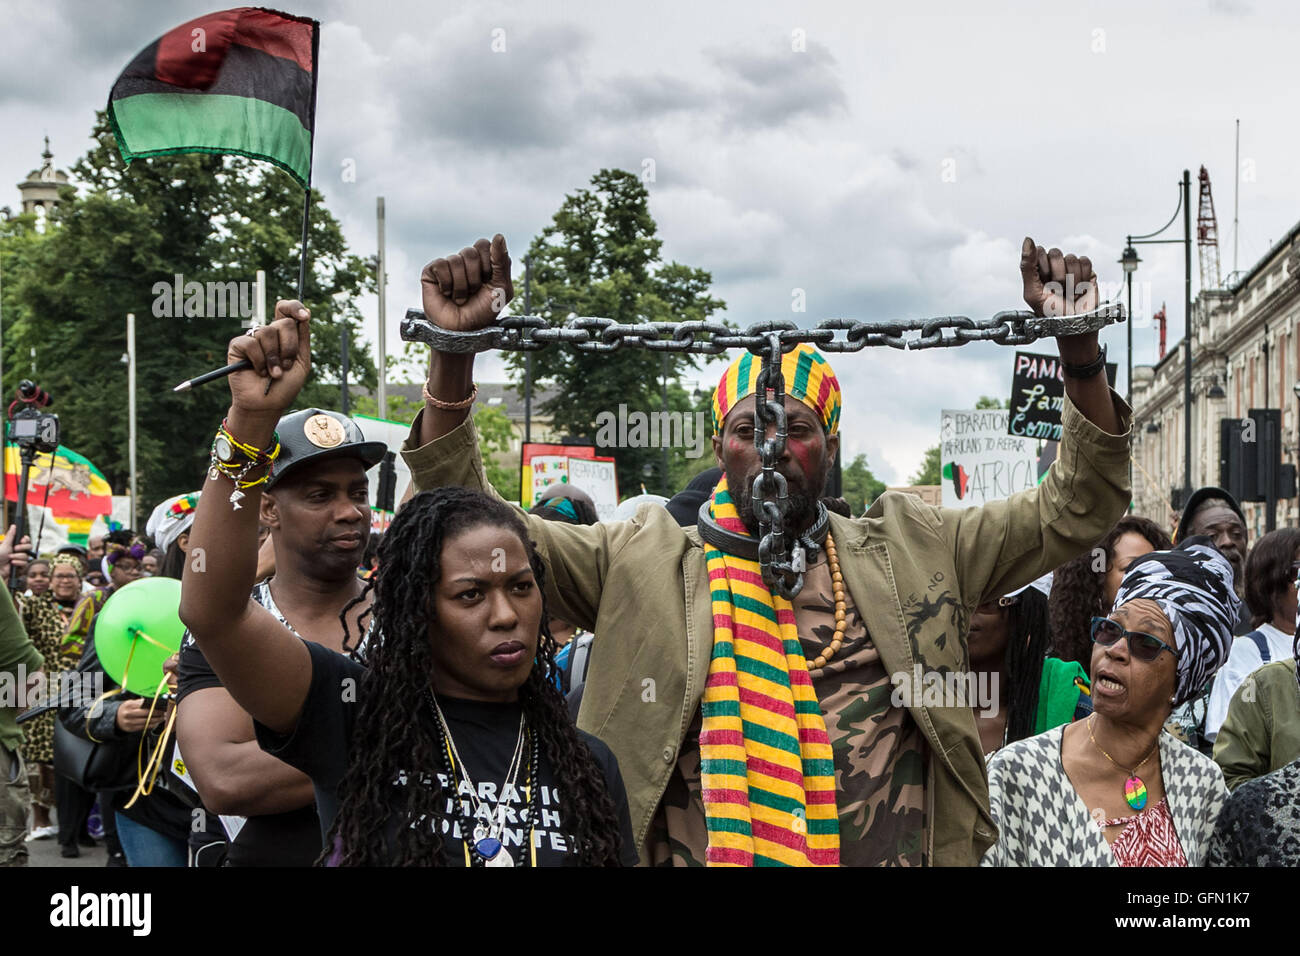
{"left": 8, "top": 138, "right": 70, "bottom": 228}
{"left": 1131, "top": 219, "right": 1300, "bottom": 537}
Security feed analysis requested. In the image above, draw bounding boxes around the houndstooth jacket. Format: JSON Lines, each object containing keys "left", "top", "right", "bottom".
{"left": 981, "top": 724, "right": 1229, "bottom": 866}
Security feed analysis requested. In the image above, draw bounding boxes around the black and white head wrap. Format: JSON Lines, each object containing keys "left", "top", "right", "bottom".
{"left": 1109, "top": 535, "right": 1240, "bottom": 707}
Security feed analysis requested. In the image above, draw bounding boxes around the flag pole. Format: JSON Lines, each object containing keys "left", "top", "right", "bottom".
{"left": 296, "top": 181, "right": 312, "bottom": 302}
{"left": 295, "top": 20, "right": 321, "bottom": 303}
{"left": 127, "top": 312, "right": 138, "bottom": 529}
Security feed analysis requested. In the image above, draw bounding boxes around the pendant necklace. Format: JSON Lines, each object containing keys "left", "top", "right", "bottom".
{"left": 1087, "top": 714, "right": 1159, "bottom": 811}
{"left": 430, "top": 691, "right": 532, "bottom": 867}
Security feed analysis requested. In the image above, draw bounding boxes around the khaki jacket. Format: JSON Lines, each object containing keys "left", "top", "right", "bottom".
{"left": 402, "top": 392, "right": 1131, "bottom": 865}
{"left": 1212, "top": 659, "right": 1300, "bottom": 791}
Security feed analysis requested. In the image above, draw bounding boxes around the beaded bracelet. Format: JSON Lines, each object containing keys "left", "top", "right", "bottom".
{"left": 208, "top": 420, "right": 281, "bottom": 510}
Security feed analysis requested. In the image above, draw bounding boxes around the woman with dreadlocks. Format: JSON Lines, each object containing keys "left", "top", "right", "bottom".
{"left": 1048, "top": 516, "right": 1172, "bottom": 669}
{"left": 967, "top": 575, "right": 1091, "bottom": 755}
{"left": 180, "top": 301, "right": 636, "bottom": 866}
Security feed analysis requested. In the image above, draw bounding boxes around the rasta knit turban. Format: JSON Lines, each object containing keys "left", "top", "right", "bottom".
{"left": 1110, "top": 536, "right": 1240, "bottom": 707}
{"left": 711, "top": 343, "right": 841, "bottom": 436}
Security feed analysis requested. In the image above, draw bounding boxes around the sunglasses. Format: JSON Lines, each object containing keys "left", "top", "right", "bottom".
{"left": 1090, "top": 617, "right": 1177, "bottom": 662}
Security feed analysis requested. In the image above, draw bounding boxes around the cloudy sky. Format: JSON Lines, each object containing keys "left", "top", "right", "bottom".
{"left": 2, "top": 0, "right": 1295, "bottom": 483}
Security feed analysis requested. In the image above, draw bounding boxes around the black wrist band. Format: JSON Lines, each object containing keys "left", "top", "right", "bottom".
{"left": 1062, "top": 343, "right": 1107, "bottom": 379}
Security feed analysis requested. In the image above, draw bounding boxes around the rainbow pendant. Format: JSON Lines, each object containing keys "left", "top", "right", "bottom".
{"left": 1124, "top": 775, "right": 1148, "bottom": 810}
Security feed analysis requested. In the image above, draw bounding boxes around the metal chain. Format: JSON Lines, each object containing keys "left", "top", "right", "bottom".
{"left": 401, "top": 304, "right": 1124, "bottom": 355}
{"left": 753, "top": 331, "right": 806, "bottom": 598}
{"left": 402, "top": 302, "right": 1124, "bottom": 596}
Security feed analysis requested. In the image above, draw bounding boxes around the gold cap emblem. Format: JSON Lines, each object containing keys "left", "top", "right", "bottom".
{"left": 304, "top": 413, "right": 346, "bottom": 448}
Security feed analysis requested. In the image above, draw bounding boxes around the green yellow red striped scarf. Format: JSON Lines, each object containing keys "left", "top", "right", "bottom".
{"left": 699, "top": 474, "right": 840, "bottom": 866}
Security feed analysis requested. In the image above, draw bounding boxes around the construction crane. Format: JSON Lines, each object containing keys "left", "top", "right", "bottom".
{"left": 1197, "top": 165, "right": 1221, "bottom": 290}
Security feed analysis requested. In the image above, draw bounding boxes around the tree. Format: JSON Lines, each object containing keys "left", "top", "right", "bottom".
{"left": 975, "top": 395, "right": 1007, "bottom": 409}
{"left": 504, "top": 169, "right": 725, "bottom": 497}
{"left": 911, "top": 445, "right": 941, "bottom": 486}
{"left": 351, "top": 392, "right": 421, "bottom": 424}
{"left": 472, "top": 404, "right": 520, "bottom": 501}
{"left": 841, "top": 453, "right": 887, "bottom": 514}
{"left": 0, "top": 112, "right": 376, "bottom": 514}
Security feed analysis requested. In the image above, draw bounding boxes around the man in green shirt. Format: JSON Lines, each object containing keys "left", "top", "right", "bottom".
{"left": 0, "top": 526, "right": 43, "bottom": 866}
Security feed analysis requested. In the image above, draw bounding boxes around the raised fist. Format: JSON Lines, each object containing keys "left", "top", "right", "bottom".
{"left": 1020, "top": 237, "right": 1099, "bottom": 318}
{"left": 225, "top": 300, "right": 312, "bottom": 415}
{"left": 420, "top": 234, "right": 514, "bottom": 334}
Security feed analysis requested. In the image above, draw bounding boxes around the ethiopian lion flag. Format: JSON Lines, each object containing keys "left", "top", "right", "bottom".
{"left": 4, "top": 444, "right": 114, "bottom": 539}
{"left": 107, "top": 7, "right": 319, "bottom": 188}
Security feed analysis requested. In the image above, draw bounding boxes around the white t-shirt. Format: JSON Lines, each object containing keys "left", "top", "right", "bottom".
{"left": 1205, "top": 622, "right": 1295, "bottom": 740}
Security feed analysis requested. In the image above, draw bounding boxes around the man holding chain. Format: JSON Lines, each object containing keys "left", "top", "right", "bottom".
{"left": 399, "top": 233, "right": 1130, "bottom": 865}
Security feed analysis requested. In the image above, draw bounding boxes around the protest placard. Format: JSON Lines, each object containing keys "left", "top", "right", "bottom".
{"left": 1007, "top": 351, "right": 1117, "bottom": 441}
{"left": 941, "top": 408, "right": 1039, "bottom": 509}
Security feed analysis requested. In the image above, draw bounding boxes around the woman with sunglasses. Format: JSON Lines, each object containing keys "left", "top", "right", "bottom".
{"left": 982, "top": 538, "right": 1236, "bottom": 866}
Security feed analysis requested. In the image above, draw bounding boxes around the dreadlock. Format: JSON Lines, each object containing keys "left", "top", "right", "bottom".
{"left": 158, "top": 539, "right": 187, "bottom": 581}
{"left": 1003, "top": 588, "right": 1052, "bottom": 744}
{"left": 1048, "top": 515, "right": 1172, "bottom": 668}
{"left": 323, "top": 486, "right": 625, "bottom": 867}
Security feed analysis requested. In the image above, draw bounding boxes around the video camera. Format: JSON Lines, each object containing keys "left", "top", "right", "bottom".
{"left": 6, "top": 381, "right": 59, "bottom": 590}
{"left": 8, "top": 380, "right": 58, "bottom": 454}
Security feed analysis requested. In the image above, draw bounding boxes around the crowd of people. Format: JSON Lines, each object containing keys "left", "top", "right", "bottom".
{"left": 1, "top": 234, "right": 1298, "bottom": 867}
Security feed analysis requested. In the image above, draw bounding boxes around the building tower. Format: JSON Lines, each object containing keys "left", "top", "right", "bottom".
{"left": 15, "top": 137, "right": 69, "bottom": 227}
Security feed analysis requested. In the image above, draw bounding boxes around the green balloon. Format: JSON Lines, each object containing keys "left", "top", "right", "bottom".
{"left": 94, "top": 577, "right": 185, "bottom": 697}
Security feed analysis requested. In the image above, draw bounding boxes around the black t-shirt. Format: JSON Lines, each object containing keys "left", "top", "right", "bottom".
{"left": 254, "top": 640, "right": 639, "bottom": 866}
{"left": 177, "top": 590, "right": 324, "bottom": 868}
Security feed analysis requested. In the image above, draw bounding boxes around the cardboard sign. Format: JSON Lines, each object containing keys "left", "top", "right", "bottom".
{"left": 1007, "top": 351, "right": 1117, "bottom": 441}
{"left": 941, "top": 409, "right": 1039, "bottom": 509}
{"left": 520, "top": 443, "right": 619, "bottom": 520}
{"left": 567, "top": 457, "right": 620, "bottom": 521}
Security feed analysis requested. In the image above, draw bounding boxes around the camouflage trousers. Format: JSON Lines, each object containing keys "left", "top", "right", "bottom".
{"left": 0, "top": 742, "right": 29, "bottom": 866}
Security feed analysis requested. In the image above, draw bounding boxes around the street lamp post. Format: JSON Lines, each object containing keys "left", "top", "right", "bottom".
{"left": 126, "top": 312, "right": 138, "bottom": 530}
{"left": 1120, "top": 241, "right": 1140, "bottom": 408}
{"left": 1125, "top": 170, "right": 1194, "bottom": 510}
{"left": 1120, "top": 241, "right": 1140, "bottom": 509}
{"left": 523, "top": 256, "right": 532, "bottom": 445}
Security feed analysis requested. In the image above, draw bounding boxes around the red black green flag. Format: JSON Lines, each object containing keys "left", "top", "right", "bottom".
{"left": 107, "top": 7, "right": 319, "bottom": 188}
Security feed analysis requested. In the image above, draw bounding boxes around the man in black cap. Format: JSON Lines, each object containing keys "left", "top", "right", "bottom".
{"left": 1174, "top": 486, "right": 1250, "bottom": 634}
{"left": 1164, "top": 485, "right": 1252, "bottom": 754}
{"left": 175, "top": 408, "right": 385, "bottom": 865}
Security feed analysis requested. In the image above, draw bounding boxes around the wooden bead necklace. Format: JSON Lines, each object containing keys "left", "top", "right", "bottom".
{"left": 810, "top": 532, "right": 848, "bottom": 670}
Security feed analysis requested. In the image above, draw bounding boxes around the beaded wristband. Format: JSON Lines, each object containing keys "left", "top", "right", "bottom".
{"left": 210, "top": 420, "right": 281, "bottom": 467}
{"left": 209, "top": 421, "right": 281, "bottom": 509}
